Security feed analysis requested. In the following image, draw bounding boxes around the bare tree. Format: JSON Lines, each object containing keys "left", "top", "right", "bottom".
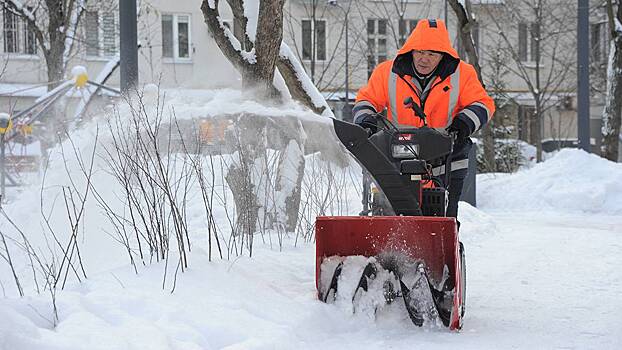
{"left": 448, "top": 0, "right": 497, "bottom": 172}
{"left": 1, "top": 0, "right": 87, "bottom": 89}
{"left": 201, "top": 0, "right": 326, "bottom": 114}
{"left": 283, "top": 0, "right": 435, "bottom": 97}
{"left": 482, "top": 1, "right": 576, "bottom": 162}
{"left": 601, "top": 0, "right": 622, "bottom": 161}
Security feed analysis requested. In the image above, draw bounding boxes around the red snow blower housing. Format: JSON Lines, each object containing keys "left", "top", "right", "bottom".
{"left": 315, "top": 108, "right": 466, "bottom": 330}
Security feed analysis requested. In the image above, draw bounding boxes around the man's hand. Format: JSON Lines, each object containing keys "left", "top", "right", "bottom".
{"left": 355, "top": 113, "right": 378, "bottom": 134}
{"left": 446, "top": 117, "right": 470, "bottom": 141}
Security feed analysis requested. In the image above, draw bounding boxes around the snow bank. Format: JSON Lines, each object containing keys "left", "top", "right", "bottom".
{"left": 478, "top": 148, "right": 622, "bottom": 214}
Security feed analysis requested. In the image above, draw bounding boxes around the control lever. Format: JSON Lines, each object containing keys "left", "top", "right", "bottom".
{"left": 403, "top": 97, "right": 427, "bottom": 126}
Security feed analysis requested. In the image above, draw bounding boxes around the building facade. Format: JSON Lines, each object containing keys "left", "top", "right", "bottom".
{"left": 0, "top": 0, "right": 617, "bottom": 155}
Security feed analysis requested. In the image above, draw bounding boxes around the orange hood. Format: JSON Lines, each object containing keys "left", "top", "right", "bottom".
{"left": 397, "top": 19, "right": 459, "bottom": 59}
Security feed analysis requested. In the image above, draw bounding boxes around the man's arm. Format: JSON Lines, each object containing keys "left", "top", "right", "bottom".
{"left": 449, "top": 63, "right": 495, "bottom": 139}
{"left": 352, "top": 61, "right": 392, "bottom": 130}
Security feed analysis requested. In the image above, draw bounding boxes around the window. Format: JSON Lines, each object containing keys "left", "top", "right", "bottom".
{"left": 162, "top": 14, "right": 191, "bottom": 60}
{"left": 101, "top": 13, "right": 116, "bottom": 57}
{"left": 83, "top": 10, "right": 117, "bottom": 57}
{"left": 518, "top": 22, "right": 539, "bottom": 62}
{"left": 591, "top": 21, "right": 609, "bottom": 65}
{"left": 457, "top": 22, "right": 479, "bottom": 59}
{"left": 85, "top": 11, "right": 99, "bottom": 56}
{"left": 3, "top": 6, "right": 37, "bottom": 55}
{"left": 399, "top": 19, "right": 418, "bottom": 45}
{"left": 367, "top": 19, "right": 388, "bottom": 77}
{"left": 302, "top": 19, "right": 326, "bottom": 61}
{"left": 3, "top": 8, "right": 18, "bottom": 53}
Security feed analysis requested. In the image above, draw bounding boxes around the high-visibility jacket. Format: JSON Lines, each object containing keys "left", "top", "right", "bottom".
{"left": 353, "top": 19, "right": 495, "bottom": 172}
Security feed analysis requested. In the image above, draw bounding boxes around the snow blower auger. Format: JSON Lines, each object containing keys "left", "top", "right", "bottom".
{"left": 316, "top": 102, "right": 466, "bottom": 330}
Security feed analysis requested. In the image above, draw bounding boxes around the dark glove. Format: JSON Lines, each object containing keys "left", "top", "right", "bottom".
{"left": 446, "top": 117, "right": 471, "bottom": 141}
{"left": 355, "top": 113, "right": 378, "bottom": 134}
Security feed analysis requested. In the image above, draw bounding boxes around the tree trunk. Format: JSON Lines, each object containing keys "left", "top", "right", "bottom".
{"left": 45, "top": 0, "right": 67, "bottom": 89}
{"left": 602, "top": 2, "right": 622, "bottom": 161}
{"left": 225, "top": 116, "right": 265, "bottom": 238}
{"left": 276, "top": 56, "right": 325, "bottom": 114}
{"left": 601, "top": 39, "right": 622, "bottom": 161}
{"left": 274, "top": 120, "right": 306, "bottom": 233}
{"left": 535, "top": 98, "right": 543, "bottom": 162}
{"left": 448, "top": 0, "right": 482, "bottom": 81}
{"left": 226, "top": 0, "right": 253, "bottom": 50}
{"left": 449, "top": 0, "right": 496, "bottom": 170}
{"left": 201, "top": 0, "right": 284, "bottom": 99}
{"left": 248, "top": 0, "right": 285, "bottom": 96}
{"left": 201, "top": 0, "right": 327, "bottom": 112}
{"left": 482, "top": 119, "right": 495, "bottom": 171}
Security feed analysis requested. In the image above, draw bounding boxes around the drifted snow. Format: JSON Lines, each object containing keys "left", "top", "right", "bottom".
{"left": 0, "top": 90, "right": 620, "bottom": 349}
{"left": 478, "top": 148, "right": 622, "bottom": 214}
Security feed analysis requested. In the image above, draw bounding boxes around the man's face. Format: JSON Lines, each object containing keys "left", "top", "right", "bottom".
{"left": 412, "top": 50, "right": 443, "bottom": 75}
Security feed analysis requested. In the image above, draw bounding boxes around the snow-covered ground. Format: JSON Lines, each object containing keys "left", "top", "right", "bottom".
{"left": 1, "top": 90, "right": 621, "bottom": 349}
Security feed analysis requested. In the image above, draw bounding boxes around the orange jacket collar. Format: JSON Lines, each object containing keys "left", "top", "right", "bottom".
{"left": 397, "top": 19, "right": 459, "bottom": 59}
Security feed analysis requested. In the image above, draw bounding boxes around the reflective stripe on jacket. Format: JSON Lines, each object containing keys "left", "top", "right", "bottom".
{"left": 354, "top": 19, "right": 495, "bottom": 153}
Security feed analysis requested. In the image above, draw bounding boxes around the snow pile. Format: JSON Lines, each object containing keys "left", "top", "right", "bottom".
{"left": 478, "top": 148, "right": 622, "bottom": 214}
{"left": 458, "top": 202, "right": 498, "bottom": 246}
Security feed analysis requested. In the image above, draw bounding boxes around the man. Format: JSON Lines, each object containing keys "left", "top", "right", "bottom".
{"left": 353, "top": 19, "right": 495, "bottom": 219}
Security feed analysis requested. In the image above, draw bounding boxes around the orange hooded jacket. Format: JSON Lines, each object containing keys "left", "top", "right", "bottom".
{"left": 354, "top": 19, "right": 495, "bottom": 138}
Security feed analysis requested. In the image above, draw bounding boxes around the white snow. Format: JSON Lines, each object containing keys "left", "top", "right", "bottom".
{"left": 70, "top": 65, "right": 87, "bottom": 79}
{"left": 0, "top": 90, "right": 620, "bottom": 349}
{"left": 243, "top": 0, "right": 260, "bottom": 41}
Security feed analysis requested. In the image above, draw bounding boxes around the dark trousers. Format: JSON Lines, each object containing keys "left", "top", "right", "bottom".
{"left": 445, "top": 168, "right": 467, "bottom": 218}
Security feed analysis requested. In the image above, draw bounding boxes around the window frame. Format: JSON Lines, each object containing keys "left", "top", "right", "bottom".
{"left": 367, "top": 18, "right": 388, "bottom": 78}
{"left": 84, "top": 10, "right": 100, "bottom": 57}
{"left": 301, "top": 18, "right": 327, "bottom": 63}
{"left": 162, "top": 13, "right": 192, "bottom": 62}
{"left": 2, "top": 6, "right": 38, "bottom": 57}
{"left": 518, "top": 21, "right": 539, "bottom": 63}
{"left": 591, "top": 21, "right": 609, "bottom": 66}
{"left": 83, "top": 10, "right": 118, "bottom": 59}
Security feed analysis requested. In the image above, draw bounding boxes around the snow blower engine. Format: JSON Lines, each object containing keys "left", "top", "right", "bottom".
{"left": 316, "top": 99, "right": 466, "bottom": 330}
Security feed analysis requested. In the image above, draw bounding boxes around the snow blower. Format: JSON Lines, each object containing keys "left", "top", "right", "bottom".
{"left": 316, "top": 102, "right": 466, "bottom": 330}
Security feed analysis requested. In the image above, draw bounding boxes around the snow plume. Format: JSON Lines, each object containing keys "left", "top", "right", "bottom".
{"left": 0, "top": 87, "right": 341, "bottom": 291}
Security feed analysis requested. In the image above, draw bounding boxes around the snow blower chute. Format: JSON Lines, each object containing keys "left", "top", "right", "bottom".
{"left": 316, "top": 108, "right": 466, "bottom": 330}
